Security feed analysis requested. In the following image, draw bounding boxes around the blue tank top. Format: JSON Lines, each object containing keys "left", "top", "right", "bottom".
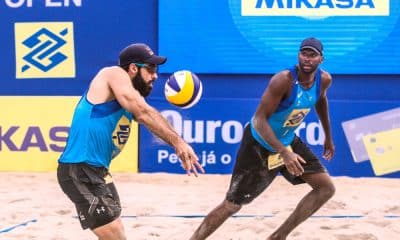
{"left": 250, "top": 66, "right": 321, "bottom": 152}
{"left": 58, "top": 92, "right": 133, "bottom": 168}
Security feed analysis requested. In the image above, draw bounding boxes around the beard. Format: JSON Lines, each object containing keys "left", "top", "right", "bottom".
{"left": 132, "top": 72, "right": 152, "bottom": 97}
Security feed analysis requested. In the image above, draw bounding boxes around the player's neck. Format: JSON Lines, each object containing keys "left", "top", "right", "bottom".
{"left": 298, "top": 76, "right": 314, "bottom": 84}
{"left": 297, "top": 69, "right": 316, "bottom": 87}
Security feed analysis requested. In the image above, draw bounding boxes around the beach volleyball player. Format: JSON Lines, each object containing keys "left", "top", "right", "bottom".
{"left": 57, "top": 43, "right": 204, "bottom": 240}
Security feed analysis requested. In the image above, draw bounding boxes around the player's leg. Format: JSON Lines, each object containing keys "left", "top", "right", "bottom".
{"left": 267, "top": 137, "right": 335, "bottom": 240}
{"left": 268, "top": 172, "right": 335, "bottom": 240}
{"left": 57, "top": 163, "right": 125, "bottom": 240}
{"left": 190, "top": 124, "right": 279, "bottom": 240}
{"left": 90, "top": 178, "right": 126, "bottom": 240}
{"left": 92, "top": 217, "right": 126, "bottom": 240}
{"left": 189, "top": 199, "right": 241, "bottom": 240}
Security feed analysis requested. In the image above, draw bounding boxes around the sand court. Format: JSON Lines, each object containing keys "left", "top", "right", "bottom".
{"left": 1, "top": 172, "right": 400, "bottom": 240}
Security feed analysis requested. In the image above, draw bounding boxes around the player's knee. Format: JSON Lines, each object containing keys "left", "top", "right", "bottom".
{"left": 98, "top": 233, "right": 126, "bottom": 240}
{"left": 223, "top": 199, "right": 242, "bottom": 214}
{"left": 319, "top": 183, "right": 335, "bottom": 200}
{"left": 94, "top": 218, "right": 126, "bottom": 240}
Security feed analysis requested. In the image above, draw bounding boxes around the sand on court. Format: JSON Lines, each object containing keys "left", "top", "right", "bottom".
{"left": 1, "top": 172, "right": 400, "bottom": 240}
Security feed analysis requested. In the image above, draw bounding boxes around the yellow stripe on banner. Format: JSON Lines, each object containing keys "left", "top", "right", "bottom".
{"left": 0, "top": 96, "right": 138, "bottom": 172}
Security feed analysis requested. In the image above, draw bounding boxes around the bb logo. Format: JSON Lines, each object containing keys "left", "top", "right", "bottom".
{"left": 111, "top": 115, "right": 132, "bottom": 158}
{"left": 284, "top": 108, "right": 311, "bottom": 127}
{"left": 14, "top": 22, "right": 76, "bottom": 78}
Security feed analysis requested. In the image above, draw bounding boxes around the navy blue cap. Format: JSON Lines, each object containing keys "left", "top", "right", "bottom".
{"left": 300, "top": 37, "right": 323, "bottom": 55}
{"left": 118, "top": 43, "right": 167, "bottom": 66}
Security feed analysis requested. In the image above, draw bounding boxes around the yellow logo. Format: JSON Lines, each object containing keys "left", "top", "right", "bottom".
{"left": 284, "top": 108, "right": 311, "bottom": 127}
{"left": 268, "top": 146, "right": 292, "bottom": 170}
{"left": 15, "top": 22, "right": 76, "bottom": 78}
{"left": 112, "top": 115, "right": 132, "bottom": 158}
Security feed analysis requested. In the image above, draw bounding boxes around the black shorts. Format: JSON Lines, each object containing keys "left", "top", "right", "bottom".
{"left": 226, "top": 124, "right": 327, "bottom": 205}
{"left": 57, "top": 163, "right": 122, "bottom": 230}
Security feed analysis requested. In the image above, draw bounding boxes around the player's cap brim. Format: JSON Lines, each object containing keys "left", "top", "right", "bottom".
{"left": 300, "top": 46, "right": 322, "bottom": 55}
{"left": 145, "top": 55, "right": 167, "bottom": 65}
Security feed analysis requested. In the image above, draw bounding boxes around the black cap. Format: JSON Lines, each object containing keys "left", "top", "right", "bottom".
{"left": 118, "top": 43, "right": 167, "bottom": 66}
{"left": 300, "top": 37, "right": 323, "bottom": 55}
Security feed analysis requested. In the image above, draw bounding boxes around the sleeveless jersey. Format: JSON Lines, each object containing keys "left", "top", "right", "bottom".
{"left": 250, "top": 65, "right": 321, "bottom": 152}
{"left": 58, "top": 92, "right": 133, "bottom": 168}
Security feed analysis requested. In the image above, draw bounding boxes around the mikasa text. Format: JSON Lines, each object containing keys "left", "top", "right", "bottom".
{"left": 255, "top": 0, "right": 375, "bottom": 8}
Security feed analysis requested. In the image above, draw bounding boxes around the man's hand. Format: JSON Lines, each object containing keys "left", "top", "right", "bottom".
{"left": 175, "top": 142, "right": 205, "bottom": 177}
{"left": 281, "top": 150, "right": 306, "bottom": 176}
{"left": 323, "top": 138, "right": 335, "bottom": 161}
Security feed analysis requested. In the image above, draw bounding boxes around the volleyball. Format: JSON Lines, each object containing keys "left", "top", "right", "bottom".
{"left": 164, "top": 70, "right": 203, "bottom": 109}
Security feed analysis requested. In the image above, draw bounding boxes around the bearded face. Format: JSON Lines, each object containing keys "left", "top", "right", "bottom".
{"left": 132, "top": 70, "right": 153, "bottom": 97}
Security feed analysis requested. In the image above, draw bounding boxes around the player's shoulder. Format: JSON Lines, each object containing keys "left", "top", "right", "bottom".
{"left": 269, "top": 69, "right": 292, "bottom": 86}
{"left": 320, "top": 69, "right": 332, "bottom": 80}
{"left": 319, "top": 69, "right": 333, "bottom": 88}
{"left": 96, "top": 66, "right": 128, "bottom": 80}
{"left": 272, "top": 69, "right": 292, "bottom": 81}
{"left": 266, "top": 69, "right": 293, "bottom": 94}
{"left": 98, "top": 66, "right": 124, "bottom": 75}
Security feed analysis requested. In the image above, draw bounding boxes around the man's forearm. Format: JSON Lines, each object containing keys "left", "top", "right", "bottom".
{"left": 138, "top": 107, "right": 183, "bottom": 147}
{"left": 316, "top": 97, "right": 332, "bottom": 140}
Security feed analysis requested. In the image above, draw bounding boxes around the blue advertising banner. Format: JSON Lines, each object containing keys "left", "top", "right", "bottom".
{"left": 159, "top": 0, "right": 400, "bottom": 74}
{"left": 0, "top": 0, "right": 158, "bottom": 95}
{"left": 139, "top": 98, "right": 400, "bottom": 178}
{"left": 139, "top": 99, "right": 255, "bottom": 174}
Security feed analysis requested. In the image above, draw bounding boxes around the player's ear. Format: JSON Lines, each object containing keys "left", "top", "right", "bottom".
{"left": 128, "top": 63, "right": 138, "bottom": 73}
{"left": 320, "top": 56, "right": 324, "bottom": 63}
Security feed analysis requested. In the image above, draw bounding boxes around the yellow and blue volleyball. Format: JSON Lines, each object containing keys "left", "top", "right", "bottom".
{"left": 164, "top": 70, "right": 203, "bottom": 109}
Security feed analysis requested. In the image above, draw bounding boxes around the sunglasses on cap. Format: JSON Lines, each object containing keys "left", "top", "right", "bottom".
{"left": 132, "top": 63, "right": 157, "bottom": 73}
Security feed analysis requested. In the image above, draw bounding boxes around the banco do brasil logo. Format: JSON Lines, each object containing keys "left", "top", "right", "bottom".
{"left": 15, "top": 22, "right": 76, "bottom": 78}
{"left": 111, "top": 115, "right": 132, "bottom": 158}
